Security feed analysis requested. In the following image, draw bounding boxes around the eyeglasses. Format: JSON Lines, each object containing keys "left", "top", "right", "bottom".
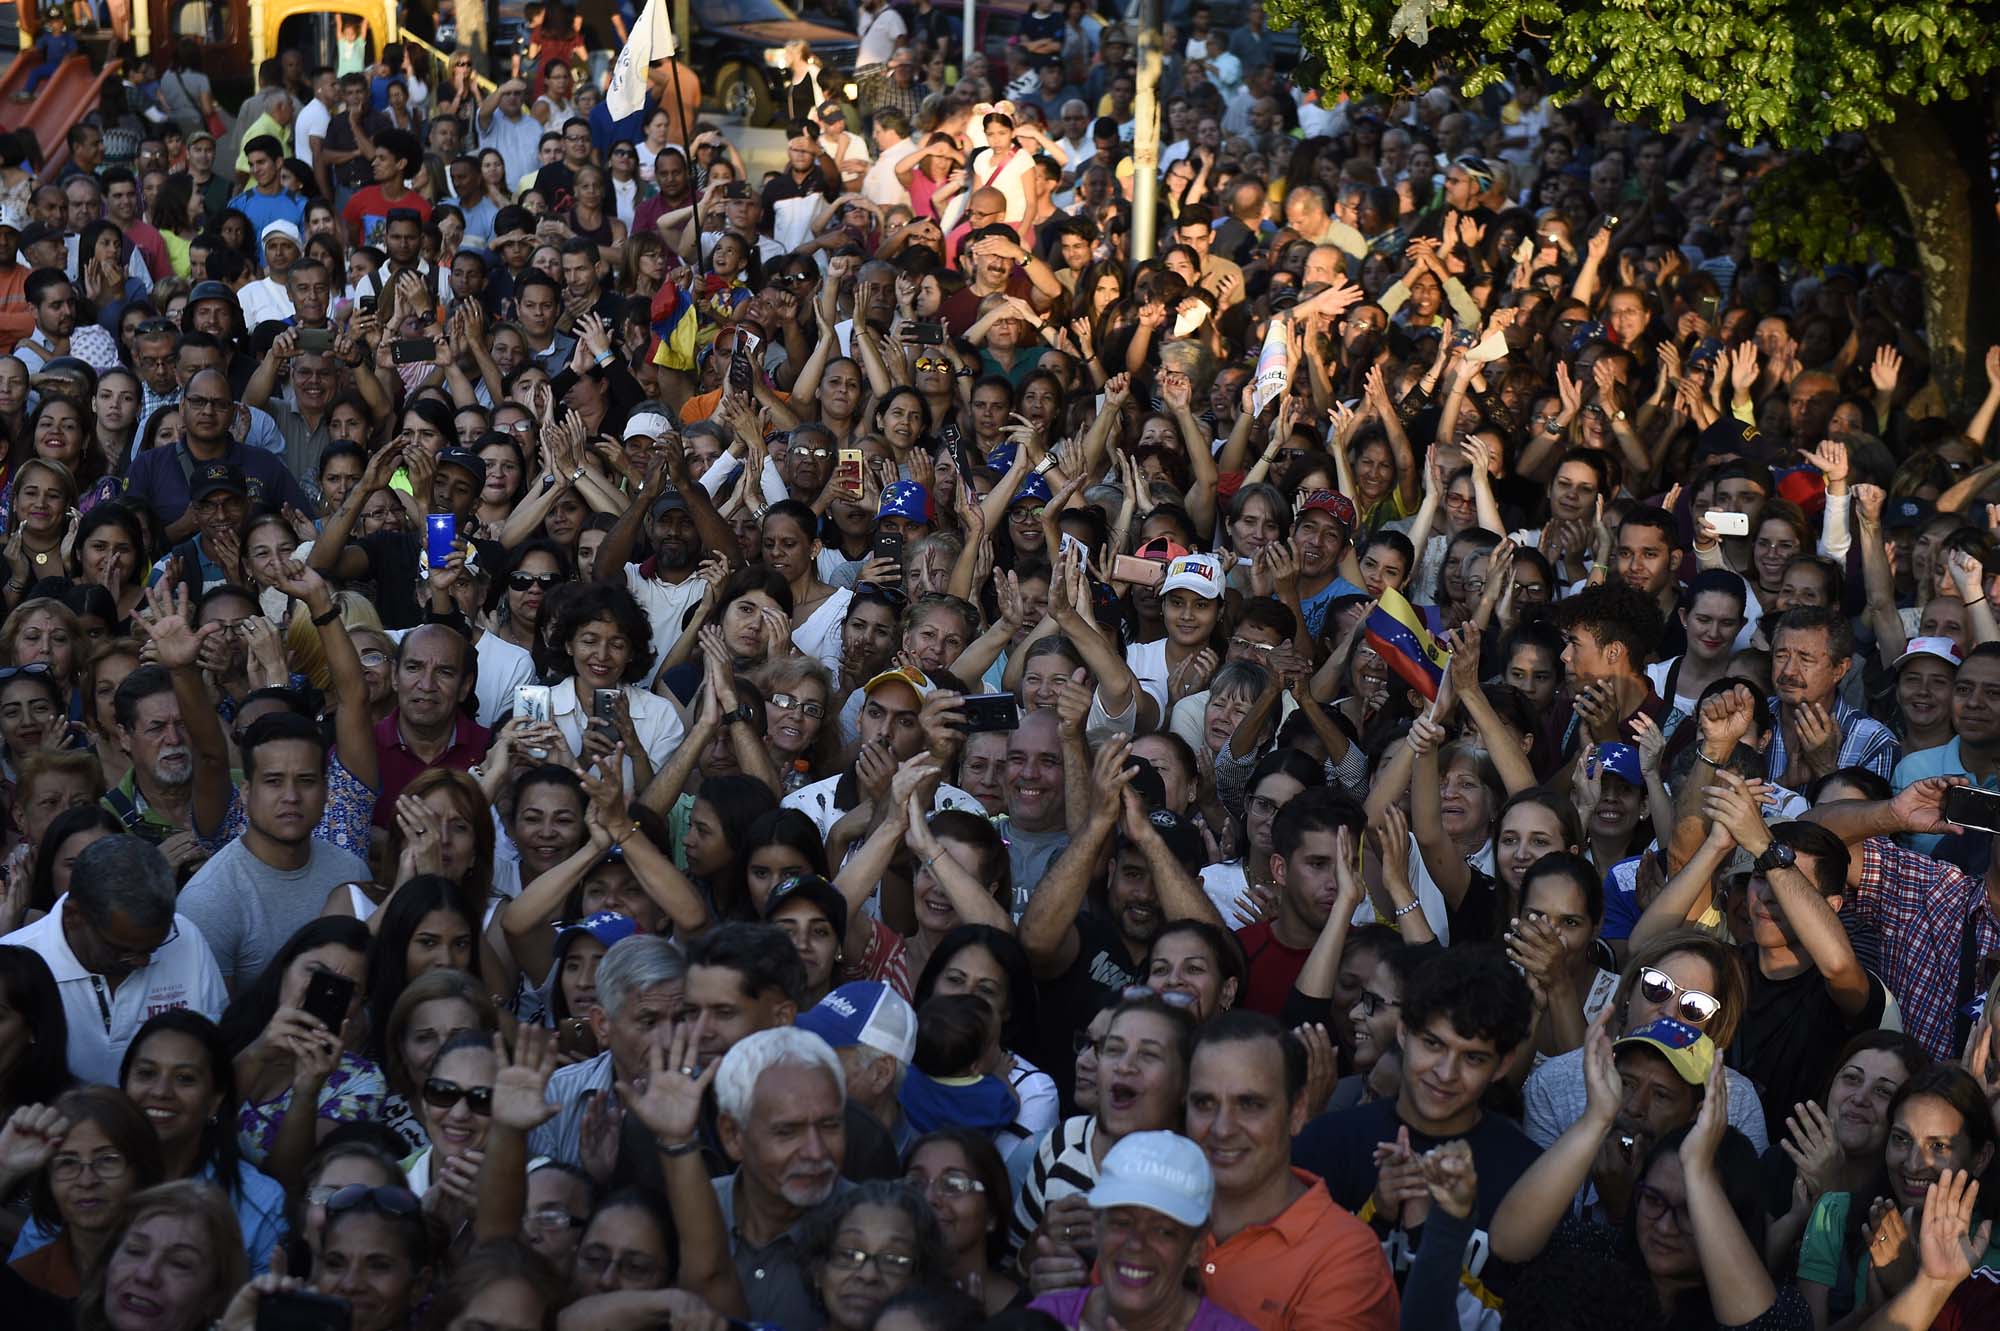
{"left": 769, "top": 692, "right": 826, "bottom": 719}
{"left": 1637, "top": 967, "right": 1721, "bottom": 1026}
{"left": 135, "top": 318, "right": 176, "bottom": 336}
{"left": 526, "top": 1205, "right": 587, "bottom": 1233}
{"left": 50, "top": 1149, "right": 128, "bottom": 1182}
{"left": 1009, "top": 506, "right": 1046, "bottom": 523}
{"left": 826, "top": 1246, "right": 918, "bottom": 1275}
{"left": 1355, "top": 989, "right": 1400, "bottom": 1017}
{"left": 915, "top": 357, "right": 950, "bottom": 372}
{"left": 89, "top": 915, "right": 177, "bottom": 969}
{"left": 1247, "top": 793, "right": 1282, "bottom": 818}
{"left": 421, "top": 1077, "right": 494, "bottom": 1116}
{"left": 792, "top": 446, "right": 833, "bottom": 461}
{"left": 576, "top": 1246, "right": 664, "bottom": 1283}
{"left": 1634, "top": 1182, "right": 1690, "bottom": 1231}
{"left": 358, "top": 650, "right": 389, "bottom": 668}
{"left": 183, "top": 393, "right": 228, "bottom": 411}
{"left": 509, "top": 571, "right": 563, "bottom": 590}
{"left": 905, "top": 1169, "right": 985, "bottom": 1199}
{"left": 1228, "top": 637, "right": 1276, "bottom": 654}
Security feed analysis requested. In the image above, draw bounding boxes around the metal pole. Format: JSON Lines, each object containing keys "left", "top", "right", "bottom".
{"left": 962, "top": 0, "right": 974, "bottom": 72}
{"left": 1130, "top": 0, "right": 1162, "bottom": 262}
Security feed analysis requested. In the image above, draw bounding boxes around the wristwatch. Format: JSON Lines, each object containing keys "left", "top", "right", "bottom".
{"left": 1752, "top": 842, "right": 1796, "bottom": 875}
{"left": 724, "top": 703, "right": 757, "bottom": 727}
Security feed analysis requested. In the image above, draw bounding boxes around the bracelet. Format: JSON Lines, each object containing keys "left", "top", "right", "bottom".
{"left": 611, "top": 824, "right": 638, "bottom": 846}
{"left": 1392, "top": 898, "right": 1423, "bottom": 919}
{"left": 658, "top": 1136, "right": 701, "bottom": 1157}
{"left": 1693, "top": 746, "right": 1721, "bottom": 766}
{"left": 310, "top": 605, "right": 341, "bottom": 626}
{"left": 1969, "top": 596, "right": 1988, "bottom": 607}
{"left": 594, "top": 350, "right": 615, "bottom": 367}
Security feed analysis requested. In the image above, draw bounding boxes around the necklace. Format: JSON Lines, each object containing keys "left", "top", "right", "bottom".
{"left": 32, "top": 550, "right": 48, "bottom": 565}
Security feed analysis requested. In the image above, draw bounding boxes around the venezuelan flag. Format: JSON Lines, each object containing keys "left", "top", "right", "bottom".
{"left": 1364, "top": 588, "right": 1449, "bottom": 701}
{"left": 648, "top": 281, "right": 699, "bottom": 373}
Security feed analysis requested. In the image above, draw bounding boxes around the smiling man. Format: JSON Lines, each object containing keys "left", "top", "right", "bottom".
{"left": 1235, "top": 787, "right": 1367, "bottom": 1015}
{"left": 1767, "top": 606, "right": 1898, "bottom": 786}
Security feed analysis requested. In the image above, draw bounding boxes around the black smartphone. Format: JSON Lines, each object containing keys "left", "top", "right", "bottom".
{"left": 392, "top": 337, "right": 437, "bottom": 365}
{"left": 871, "top": 527, "right": 905, "bottom": 566}
{"left": 721, "top": 181, "right": 751, "bottom": 200}
{"left": 902, "top": 320, "right": 944, "bottom": 345}
{"left": 300, "top": 970, "right": 355, "bottom": 1036}
{"left": 727, "top": 337, "right": 751, "bottom": 392}
{"left": 258, "top": 1290, "right": 353, "bottom": 1331}
{"left": 297, "top": 327, "right": 335, "bottom": 353}
{"left": 1696, "top": 293, "right": 1721, "bottom": 324}
{"left": 1944, "top": 785, "right": 2000, "bottom": 835}
{"left": 960, "top": 692, "right": 1022, "bottom": 734}
{"left": 357, "top": 295, "right": 377, "bottom": 315}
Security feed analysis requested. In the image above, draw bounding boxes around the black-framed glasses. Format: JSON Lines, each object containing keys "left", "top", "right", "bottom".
{"left": 50, "top": 1149, "right": 128, "bottom": 1182}
{"left": 421, "top": 1077, "right": 494, "bottom": 1116}
{"left": 1634, "top": 1182, "right": 1690, "bottom": 1231}
{"left": 576, "top": 1246, "right": 664, "bottom": 1282}
{"left": 1355, "top": 989, "right": 1400, "bottom": 1017}
{"left": 826, "top": 1246, "right": 918, "bottom": 1275}
{"left": 509, "top": 571, "right": 563, "bottom": 590}
{"left": 1637, "top": 967, "right": 1721, "bottom": 1026}
{"left": 89, "top": 915, "right": 178, "bottom": 969}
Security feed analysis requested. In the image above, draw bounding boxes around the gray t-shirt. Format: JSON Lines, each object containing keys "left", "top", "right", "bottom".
{"left": 178, "top": 836, "right": 369, "bottom": 989}
{"left": 1002, "top": 819, "right": 1071, "bottom": 921}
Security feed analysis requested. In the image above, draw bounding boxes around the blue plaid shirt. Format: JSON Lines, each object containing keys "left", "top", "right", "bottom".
{"left": 1765, "top": 696, "right": 1898, "bottom": 783}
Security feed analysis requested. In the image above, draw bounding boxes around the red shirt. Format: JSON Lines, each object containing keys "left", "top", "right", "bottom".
{"left": 343, "top": 186, "right": 433, "bottom": 249}
{"left": 371, "top": 709, "right": 490, "bottom": 827}
{"left": 1235, "top": 920, "right": 1311, "bottom": 1018}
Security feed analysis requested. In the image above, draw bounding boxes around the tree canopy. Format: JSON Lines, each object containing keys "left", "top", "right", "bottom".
{"left": 1266, "top": 0, "right": 1997, "bottom": 145}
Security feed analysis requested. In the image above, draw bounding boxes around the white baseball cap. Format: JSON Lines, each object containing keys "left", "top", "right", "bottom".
{"left": 795, "top": 981, "right": 918, "bottom": 1065}
{"left": 1086, "top": 1131, "right": 1213, "bottom": 1228}
{"left": 1893, "top": 636, "right": 1963, "bottom": 671}
{"left": 1161, "top": 552, "right": 1225, "bottom": 600}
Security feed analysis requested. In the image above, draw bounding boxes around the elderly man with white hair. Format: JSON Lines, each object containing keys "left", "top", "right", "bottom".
{"left": 713, "top": 1025, "right": 853, "bottom": 1330}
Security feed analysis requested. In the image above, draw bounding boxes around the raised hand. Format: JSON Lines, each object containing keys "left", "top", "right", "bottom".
{"left": 1728, "top": 341, "right": 1760, "bottom": 399}
{"left": 0, "top": 1104, "right": 71, "bottom": 1179}
{"left": 1852, "top": 482, "right": 1886, "bottom": 528}
{"left": 139, "top": 582, "right": 219, "bottom": 670}
{"left": 1697, "top": 683, "right": 1756, "bottom": 759}
{"left": 1417, "top": 1139, "right": 1477, "bottom": 1220}
{"left": 1780, "top": 1100, "right": 1844, "bottom": 1206}
{"left": 490, "top": 1027, "right": 559, "bottom": 1133}
{"left": 1678, "top": 1055, "right": 1730, "bottom": 1173}
{"left": 1916, "top": 1171, "right": 1992, "bottom": 1286}
{"left": 1870, "top": 345, "right": 1903, "bottom": 397}
{"left": 616, "top": 1023, "right": 717, "bottom": 1142}
{"left": 1800, "top": 440, "right": 1849, "bottom": 489}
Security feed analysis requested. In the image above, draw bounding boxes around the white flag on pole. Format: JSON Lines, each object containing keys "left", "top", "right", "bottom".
{"left": 606, "top": 0, "right": 678, "bottom": 119}
{"left": 1251, "top": 317, "right": 1290, "bottom": 415}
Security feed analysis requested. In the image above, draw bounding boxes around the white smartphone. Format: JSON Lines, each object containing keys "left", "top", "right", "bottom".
{"left": 514, "top": 684, "right": 552, "bottom": 724}
{"left": 1704, "top": 510, "right": 1751, "bottom": 537}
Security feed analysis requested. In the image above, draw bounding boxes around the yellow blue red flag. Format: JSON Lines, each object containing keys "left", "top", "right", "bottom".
{"left": 1364, "top": 588, "right": 1449, "bottom": 700}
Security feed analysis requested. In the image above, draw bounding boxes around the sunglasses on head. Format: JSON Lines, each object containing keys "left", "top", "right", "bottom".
{"left": 856, "top": 581, "right": 908, "bottom": 606}
{"left": 422, "top": 1077, "right": 493, "bottom": 1116}
{"left": 1637, "top": 967, "right": 1721, "bottom": 1026}
{"left": 326, "top": 1184, "right": 423, "bottom": 1218}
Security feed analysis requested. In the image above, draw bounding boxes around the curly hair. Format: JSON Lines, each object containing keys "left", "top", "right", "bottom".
{"left": 546, "top": 580, "right": 658, "bottom": 683}
{"left": 1546, "top": 580, "right": 1664, "bottom": 672}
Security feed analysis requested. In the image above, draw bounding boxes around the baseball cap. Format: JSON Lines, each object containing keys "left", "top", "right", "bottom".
{"left": 862, "top": 665, "right": 934, "bottom": 700}
{"left": 260, "top": 219, "right": 302, "bottom": 246}
{"left": 0, "top": 204, "right": 24, "bottom": 233}
{"left": 1454, "top": 155, "right": 1496, "bottom": 187}
{"left": 878, "top": 480, "right": 932, "bottom": 525}
{"left": 1885, "top": 495, "right": 1934, "bottom": 529}
{"left": 1161, "top": 552, "right": 1224, "bottom": 600}
{"left": 553, "top": 910, "right": 641, "bottom": 958}
{"left": 1592, "top": 742, "right": 1643, "bottom": 787}
{"left": 1893, "top": 636, "right": 1964, "bottom": 671}
{"left": 17, "top": 220, "right": 61, "bottom": 250}
{"left": 764, "top": 873, "right": 849, "bottom": 941}
{"left": 1086, "top": 1131, "right": 1213, "bottom": 1228}
{"left": 1009, "top": 473, "right": 1053, "bottom": 507}
{"left": 1119, "top": 807, "right": 1206, "bottom": 873}
{"left": 796, "top": 981, "right": 918, "bottom": 1065}
{"left": 1134, "top": 535, "right": 1189, "bottom": 563}
{"left": 435, "top": 448, "right": 487, "bottom": 488}
{"left": 191, "top": 461, "right": 247, "bottom": 499}
{"left": 648, "top": 489, "right": 690, "bottom": 517}
{"left": 624, "top": 409, "right": 671, "bottom": 442}
{"left": 188, "top": 279, "right": 237, "bottom": 307}
{"left": 1614, "top": 1017, "right": 1716, "bottom": 1087}
{"left": 1296, "top": 489, "right": 1356, "bottom": 537}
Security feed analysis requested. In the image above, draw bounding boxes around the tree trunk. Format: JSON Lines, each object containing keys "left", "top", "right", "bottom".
{"left": 1868, "top": 93, "right": 2000, "bottom": 413}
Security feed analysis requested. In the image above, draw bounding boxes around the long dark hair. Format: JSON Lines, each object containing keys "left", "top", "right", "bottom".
{"left": 1618, "top": 1123, "right": 1763, "bottom": 1315}
{"left": 911, "top": 926, "right": 1038, "bottom": 1057}
{"left": 119, "top": 1009, "right": 247, "bottom": 1200}
{"left": 691, "top": 775, "right": 780, "bottom": 921}
{"left": 218, "top": 917, "right": 373, "bottom": 1057}
{"left": 365, "top": 875, "right": 481, "bottom": 1061}
{"left": 0, "top": 945, "right": 70, "bottom": 1106}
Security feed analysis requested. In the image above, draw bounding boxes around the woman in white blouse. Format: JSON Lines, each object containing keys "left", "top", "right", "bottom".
{"left": 543, "top": 582, "right": 684, "bottom": 793}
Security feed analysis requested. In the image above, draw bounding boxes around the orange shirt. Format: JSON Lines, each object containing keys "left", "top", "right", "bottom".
{"left": 1199, "top": 1170, "right": 1399, "bottom": 1331}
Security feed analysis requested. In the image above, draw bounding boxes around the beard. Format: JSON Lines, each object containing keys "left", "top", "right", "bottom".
{"left": 150, "top": 746, "right": 193, "bottom": 786}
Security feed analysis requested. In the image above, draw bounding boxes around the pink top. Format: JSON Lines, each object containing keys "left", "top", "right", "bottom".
{"left": 1030, "top": 1288, "right": 1259, "bottom": 1331}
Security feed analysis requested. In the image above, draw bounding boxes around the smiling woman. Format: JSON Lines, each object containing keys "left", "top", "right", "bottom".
{"left": 73, "top": 1178, "right": 247, "bottom": 1331}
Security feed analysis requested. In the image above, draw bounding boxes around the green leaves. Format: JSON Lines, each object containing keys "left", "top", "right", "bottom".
{"left": 1268, "top": 0, "right": 1998, "bottom": 145}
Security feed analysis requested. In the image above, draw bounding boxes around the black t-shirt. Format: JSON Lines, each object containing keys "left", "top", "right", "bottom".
{"left": 1445, "top": 868, "right": 1507, "bottom": 945}
{"left": 357, "top": 530, "right": 503, "bottom": 629}
{"left": 1035, "top": 909, "right": 1142, "bottom": 1113}
{"left": 1730, "top": 945, "right": 1887, "bottom": 1130}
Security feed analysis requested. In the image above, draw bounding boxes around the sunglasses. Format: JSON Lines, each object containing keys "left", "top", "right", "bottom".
{"left": 509, "top": 571, "right": 563, "bottom": 590}
{"left": 1637, "top": 967, "right": 1721, "bottom": 1026}
{"left": 855, "top": 581, "right": 908, "bottom": 606}
{"left": 915, "top": 356, "right": 950, "bottom": 372}
{"left": 422, "top": 1077, "right": 494, "bottom": 1116}
{"left": 326, "top": 1184, "right": 423, "bottom": 1218}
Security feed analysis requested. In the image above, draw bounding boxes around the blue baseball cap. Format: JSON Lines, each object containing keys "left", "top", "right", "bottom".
{"left": 1010, "top": 473, "right": 1053, "bottom": 506}
{"left": 553, "top": 911, "right": 641, "bottom": 958}
{"left": 795, "top": 981, "right": 918, "bottom": 1064}
{"left": 877, "top": 480, "right": 932, "bottom": 525}
{"left": 1593, "top": 742, "right": 1643, "bottom": 787}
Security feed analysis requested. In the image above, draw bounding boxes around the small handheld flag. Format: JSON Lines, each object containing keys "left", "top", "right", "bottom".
{"left": 607, "top": 0, "right": 678, "bottom": 119}
{"left": 1364, "top": 588, "right": 1450, "bottom": 701}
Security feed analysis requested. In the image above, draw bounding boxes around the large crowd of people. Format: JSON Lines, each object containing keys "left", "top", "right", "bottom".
{"left": 0, "top": 4, "right": 1991, "bottom": 1331}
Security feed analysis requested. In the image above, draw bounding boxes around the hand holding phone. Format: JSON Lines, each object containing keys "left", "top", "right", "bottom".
{"left": 1704, "top": 510, "right": 1750, "bottom": 538}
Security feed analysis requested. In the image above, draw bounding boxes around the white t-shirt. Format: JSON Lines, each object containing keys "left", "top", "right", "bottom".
{"left": 864, "top": 138, "right": 919, "bottom": 207}
{"left": 856, "top": 5, "right": 908, "bottom": 65}
{"left": 296, "top": 98, "right": 333, "bottom": 168}
{"left": 623, "top": 564, "right": 708, "bottom": 689}
{"left": 474, "top": 632, "right": 538, "bottom": 728}
{"left": 1125, "top": 639, "right": 1171, "bottom": 720}
{"left": 3, "top": 898, "right": 228, "bottom": 1087}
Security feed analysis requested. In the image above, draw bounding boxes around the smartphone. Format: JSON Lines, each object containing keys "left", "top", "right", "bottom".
{"left": 357, "top": 295, "right": 377, "bottom": 315}
{"left": 871, "top": 527, "right": 906, "bottom": 567}
{"left": 514, "top": 684, "right": 552, "bottom": 725}
{"left": 901, "top": 320, "right": 944, "bottom": 345}
{"left": 257, "top": 1288, "right": 353, "bottom": 1331}
{"left": 392, "top": 337, "right": 438, "bottom": 365}
{"left": 727, "top": 337, "right": 751, "bottom": 392}
{"left": 592, "top": 687, "right": 621, "bottom": 725}
{"left": 296, "top": 327, "right": 335, "bottom": 353}
{"left": 426, "top": 513, "right": 457, "bottom": 568}
{"left": 1944, "top": 785, "right": 2000, "bottom": 835}
{"left": 960, "top": 692, "right": 1022, "bottom": 734}
{"left": 836, "top": 447, "right": 863, "bottom": 492}
{"left": 1110, "top": 554, "right": 1167, "bottom": 588}
{"left": 721, "top": 181, "right": 751, "bottom": 200}
{"left": 300, "top": 970, "right": 355, "bottom": 1036}
{"left": 1704, "top": 510, "right": 1750, "bottom": 537}
{"left": 1696, "top": 293, "right": 1721, "bottom": 324}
